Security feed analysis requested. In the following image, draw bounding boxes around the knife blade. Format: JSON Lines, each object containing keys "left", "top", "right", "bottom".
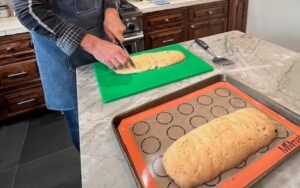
{"left": 115, "top": 38, "right": 135, "bottom": 68}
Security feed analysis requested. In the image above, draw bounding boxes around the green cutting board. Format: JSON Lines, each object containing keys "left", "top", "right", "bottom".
{"left": 93, "top": 44, "right": 213, "bottom": 103}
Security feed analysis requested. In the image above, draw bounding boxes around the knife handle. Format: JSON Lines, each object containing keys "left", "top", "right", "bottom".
{"left": 195, "top": 38, "right": 209, "bottom": 50}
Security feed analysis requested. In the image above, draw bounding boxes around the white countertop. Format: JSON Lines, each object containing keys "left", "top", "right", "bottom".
{"left": 128, "top": 0, "right": 222, "bottom": 13}
{"left": 0, "top": 17, "right": 28, "bottom": 36}
{"left": 77, "top": 31, "right": 300, "bottom": 188}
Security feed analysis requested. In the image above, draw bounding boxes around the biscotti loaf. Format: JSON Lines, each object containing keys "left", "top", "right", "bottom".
{"left": 162, "top": 108, "right": 277, "bottom": 188}
{"left": 115, "top": 50, "right": 185, "bottom": 74}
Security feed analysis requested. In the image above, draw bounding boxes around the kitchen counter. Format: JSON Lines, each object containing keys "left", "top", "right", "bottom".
{"left": 0, "top": 0, "right": 221, "bottom": 35}
{"left": 77, "top": 31, "right": 300, "bottom": 188}
{"left": 128, "top": 0, "right": 222, "bottom": 13}
{"left": 0, "top": 17, "right": 28, "bottom": 36}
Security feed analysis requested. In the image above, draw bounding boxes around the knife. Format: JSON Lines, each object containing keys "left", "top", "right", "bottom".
{"left": 115, "top": 38, "right": 136, "bottom": 68}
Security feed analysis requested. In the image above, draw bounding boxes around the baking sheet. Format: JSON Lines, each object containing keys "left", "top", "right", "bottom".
{"left": 112, "top": 74, "right": 300, "bottom": 188}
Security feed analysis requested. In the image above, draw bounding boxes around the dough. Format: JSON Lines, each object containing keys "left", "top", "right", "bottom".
{"left": 115, "top": 50, "right": 185, "bottom": 74}
{"left": 162, "top": 108, "right": 277, "bottom": 188}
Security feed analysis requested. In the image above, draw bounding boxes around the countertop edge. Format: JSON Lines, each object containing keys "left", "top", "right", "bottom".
{"left": 128, "top": 0, "right": 223, "bottom": 13}
{"left": 0, "top": 17, "right": 28, "bottom": 36}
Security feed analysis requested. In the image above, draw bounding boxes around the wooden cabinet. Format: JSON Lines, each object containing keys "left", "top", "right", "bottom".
{"left": 0, "top": 33, "right": 35, "bottom": 66}
{"left": 188, "top": 18, "right": 228, "bottom": 39}
{"left": 144, "top": 0, "right": 248, "bottom": 49}
{"left": 143, "top": 9, "right": 187, "bottom": 32}
{"left": 0, "top": 59, "right": 39, "bottom": 87}
{"left": 228, "top": 0, "right": 249, "bottom": 32}
{"left": 145, "top": 27, "right": 187, "bottom": 49}
{"left": 188, "top": 1, "right": 228, "bottom": 22}
{"left": 0, "top": 33, "right": 45, "bottom": 121}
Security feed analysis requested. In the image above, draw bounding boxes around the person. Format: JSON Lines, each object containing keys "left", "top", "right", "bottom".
{"left": 12, "top": 0, "right": 129, "bottom": 150}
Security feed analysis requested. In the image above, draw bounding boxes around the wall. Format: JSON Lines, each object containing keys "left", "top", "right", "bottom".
{"left": 246, "top": 0, "right": 300, "bottom": 52}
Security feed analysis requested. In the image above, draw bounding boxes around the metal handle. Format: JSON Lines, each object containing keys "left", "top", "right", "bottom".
{"left": 165, "top": 18, "right": 169, "bottom": 22}
{"left": 6, "top": 47, "right": 14, "bottom": 53}
{"left": 17, "top": 98, "right": 36, "bottom": 105}
{"left": 124, "top": 34, "right": 144, "bottom": 42}
{"left": 162, "top": 38, "right": 175, "bottom": 43}
{"left": 194, "top": 38, "right": 217, "bottom": 57}
{"left": 190, "top": 25, "right": 195, "bottom": 29}
{"left": 7, "top": 71, "right": 27, "bottom": 78}
{"left": 208, "top": 10, "right": 213, "bottom": 15}
{"left": 195, "top": 38, "right": 209, "bottom": 50}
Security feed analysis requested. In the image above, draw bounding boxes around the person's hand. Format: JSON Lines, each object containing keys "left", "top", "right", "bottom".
{"left": 80, "top": 34, "right": 129, "bottom": 69}
{"left": 103, "top": 8, "right": 126, "bottom": 43}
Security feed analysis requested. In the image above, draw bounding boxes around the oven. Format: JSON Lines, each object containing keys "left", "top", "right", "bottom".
{"left": 123, "top": 31, "right": 144, "bottom": 54}
{"left": 118, "top": 0, "right": 144, "bottom": 54}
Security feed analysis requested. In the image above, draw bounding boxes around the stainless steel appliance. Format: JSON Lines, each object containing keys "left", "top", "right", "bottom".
{"left": 117, "top": 0, "right": 144, "bottom": 54}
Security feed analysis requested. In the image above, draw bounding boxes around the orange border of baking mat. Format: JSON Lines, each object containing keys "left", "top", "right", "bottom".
{"left": 118, "top": 82, "right": 300, "bottom": 188}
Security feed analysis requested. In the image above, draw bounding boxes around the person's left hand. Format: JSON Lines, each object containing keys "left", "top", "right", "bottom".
{"left": 103, "top": 8, "right": 126, "bottom": 43}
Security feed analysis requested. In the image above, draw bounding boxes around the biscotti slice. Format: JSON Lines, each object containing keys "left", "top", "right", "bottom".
{"left": 162, "top": 108, "right": 277, "bottom": 188}
{"left": 115, "top": 50, "right": 185, "bottom": 74}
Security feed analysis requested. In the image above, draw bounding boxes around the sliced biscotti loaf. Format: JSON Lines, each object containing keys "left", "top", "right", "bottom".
{"left": 115, "top": 50, "right": 185, "bottom": 74}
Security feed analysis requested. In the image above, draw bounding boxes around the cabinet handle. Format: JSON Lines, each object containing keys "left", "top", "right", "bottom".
{"left": 162, "top": 39, "right": 175, "bottom": 43}
{"left": 17, "top": 98, "right": 36, "bottom": 105}
{"left": 7, "top": 71, "right": 27, "bottom": 78}
{"left": 165, "top": 18, "right": 169, "bottom": 22}
{"left": 190, "top": 25, "right": 195, "bottom": 29}
{"left": 6, "top": 47, "right": 14, "bottom": 53}
{"left": 208, "top": 10, "right": 213, "bottom": 15}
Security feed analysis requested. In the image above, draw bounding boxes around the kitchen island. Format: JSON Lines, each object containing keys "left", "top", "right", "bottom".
{"left": 77, "top": 31, "right": 300, "bottom": 188}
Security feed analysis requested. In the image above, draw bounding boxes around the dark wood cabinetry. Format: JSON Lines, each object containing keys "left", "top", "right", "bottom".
{"left": 0, "top": 33, "right": 45, "bottom": 121}
{"left": 144, "top": 0, "right": 248, "bottom": 49}
{"left": 228, "top": 0, "right": 249, "bottom": 32}
{"left": 188, "top": 18, "right": 228, "bottom": 39}
{"left": 143, "top": 9, "right": 188, "bottom": 32}
{"left": 145, "top": 26, "right": 187, "bottom": 48}
{"left": 188, "top": 1, "right": 228, "bottom": 22}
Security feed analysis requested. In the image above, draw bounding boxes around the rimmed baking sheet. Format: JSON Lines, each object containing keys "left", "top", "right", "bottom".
{"left": 112, "top": 74, "right": 300, "bottom": 188}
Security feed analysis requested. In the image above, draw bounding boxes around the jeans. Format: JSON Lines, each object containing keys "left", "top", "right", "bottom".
{"left": 64, "top": 108, "right": 80, "bottom": 151}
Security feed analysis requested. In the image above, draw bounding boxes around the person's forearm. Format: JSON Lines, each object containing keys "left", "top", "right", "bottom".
{"left": 12, "top": 0, "right": 85, "bottom": 56}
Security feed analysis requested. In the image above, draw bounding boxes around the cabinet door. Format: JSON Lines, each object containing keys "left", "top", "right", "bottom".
{"left": 0, "top": 33, "right": 35, "bottom": 66}
{"left": 228, "top": 0, "right": 249, "bottom": 32}
{"left": 145, "top": 27, "right": 187, "bottom": 49}
{"left": 0, "top": 59, "right": 39, "bottom": 88}
{"left": 188, "top": 18, "right": 228, "bottom": 40}
{"left": 2, "top": 85, "right": 45, "bottom": 119}
{"left": 143, "top": 8, "right": 187, "bottom": 32}
{"left": 188, "top": 0, "right": 228, "bottom": 22}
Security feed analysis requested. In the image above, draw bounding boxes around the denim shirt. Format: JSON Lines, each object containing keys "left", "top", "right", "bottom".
{"left": 12, "top": 0, "right": 114, "bottom": 110}
{"left": 13, "top": 0, "right": 117, "bottom": 55}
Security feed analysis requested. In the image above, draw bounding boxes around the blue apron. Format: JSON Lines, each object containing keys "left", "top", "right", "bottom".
{"left": 32, "top": 0, "right": 105, "bottom": 111}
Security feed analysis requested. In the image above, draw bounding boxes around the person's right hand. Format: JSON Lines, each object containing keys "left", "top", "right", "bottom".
{"left": 80, "top": 33, "right": 129, "bottom": 69}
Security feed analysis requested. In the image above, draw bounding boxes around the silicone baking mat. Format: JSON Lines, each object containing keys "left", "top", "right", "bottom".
{"left": 117, "top": 82, "right": 300, "bottom": 188}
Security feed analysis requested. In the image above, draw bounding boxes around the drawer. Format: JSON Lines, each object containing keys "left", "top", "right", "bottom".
{"left": 144, "top": 9, "right": 187, "bottom": 32}
{"left": 4, "top": 86, "right": 45, "bottom": 114}
{"left": 0, "top": 40, "right": 33, "bottom": 60}
{"left": 188, "top": 18, "right": 228, "bottom": 40}
{"left": 145, "top": 27, "right": 186, "bottom": 49}
{"left": 0, "top": 59, "right": 39, "bottom": 88}
{"left": 0, "top": 33, "right": 34, "bottom": 64}
{"left": 188, "top": 1, "right": 228, "bottom": 22}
